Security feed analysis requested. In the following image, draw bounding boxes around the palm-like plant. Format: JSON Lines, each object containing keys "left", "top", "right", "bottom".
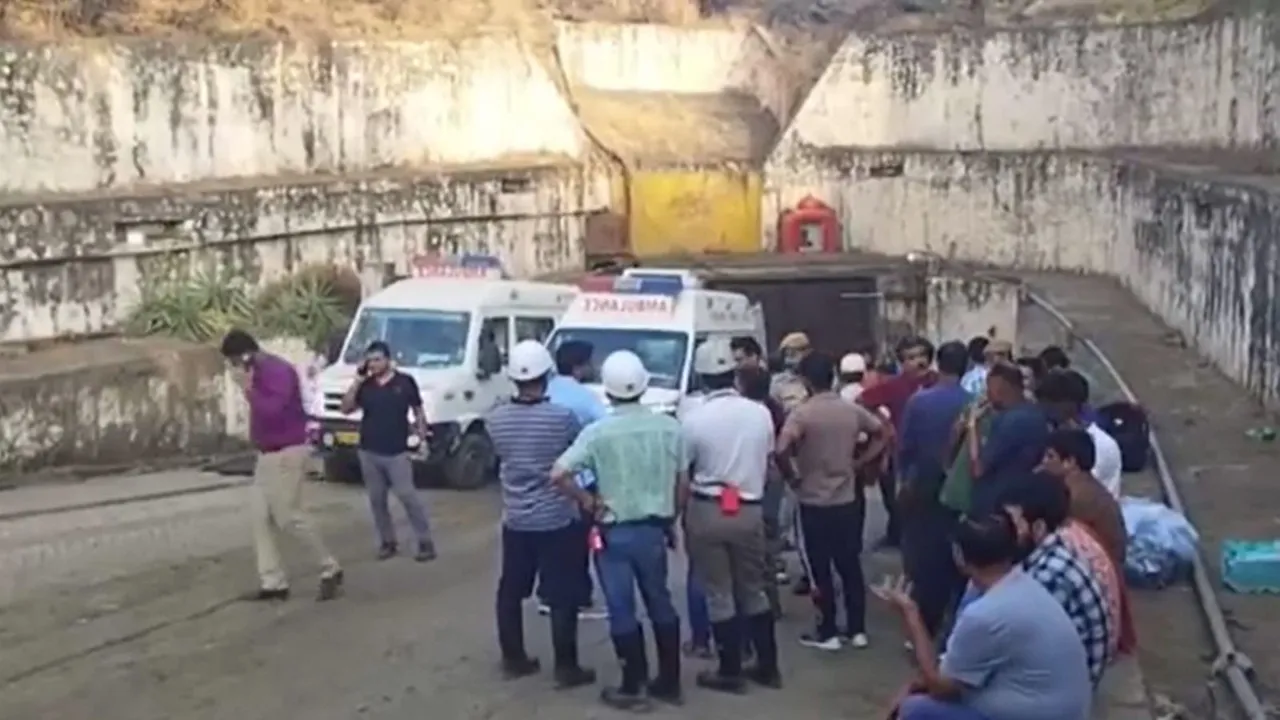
{"left": 255, "top": 268, "right": 350, "bottom": 351}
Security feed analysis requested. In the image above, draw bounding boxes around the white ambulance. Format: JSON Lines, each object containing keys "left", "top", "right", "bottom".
{"left": 310, "top": 254, "right": 578, "bottom": 489}
{"left": 544, "top": 268, "right": 766, "bottom": 415}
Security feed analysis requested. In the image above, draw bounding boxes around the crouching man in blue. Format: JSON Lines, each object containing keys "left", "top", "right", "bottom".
{"left": 551, "top": 350, "right": 690, "bottom": 712}
{"left": 487, "top": 341, "right": 595, "bottom": 689}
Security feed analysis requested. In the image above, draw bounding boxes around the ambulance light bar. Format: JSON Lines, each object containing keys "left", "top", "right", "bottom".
{"left": 411, "top": 253, "right": 507, "bottom": 279}
{"left": 612, "top": 274, "right": 684, "bottom": 297}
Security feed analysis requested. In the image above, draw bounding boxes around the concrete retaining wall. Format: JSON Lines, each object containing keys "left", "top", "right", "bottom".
{"left": 554, "top": 21, "right": 789, "bottom": 119}
{"left": 1, "top": 162, "right": 603, "bottom": 342}
{"left": 0, "top": 335, "right": 314, "bottom": 476}
{"left": 0, "top": 338, "right": 230, "bottom": 475}
{"left": 0, "top": 38, "right": 586, "bottom": 195}
{"left": 769, "top": 14, "right": 1280, "bottom": 159}
{"left": 766, "top": 149, "right": 1280, "bottom": 408}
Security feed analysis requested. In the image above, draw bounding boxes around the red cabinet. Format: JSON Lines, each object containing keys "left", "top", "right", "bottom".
{"left": 777, "top": 196, "right": 840, "bottom": 254}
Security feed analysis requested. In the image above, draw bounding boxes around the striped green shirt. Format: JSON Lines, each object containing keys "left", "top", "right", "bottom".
{"left": 555, "top": 404, "right": 687, "bottom": 523}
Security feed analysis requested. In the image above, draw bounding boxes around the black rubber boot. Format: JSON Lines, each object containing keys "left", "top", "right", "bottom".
{"left": 696, "top": 619, "right": 746, "bottom": 694}
{"left": 744, "top": 611, "right": 782, "bottom": 689}
{"left": 647, "top": 622, "right": 683, "bottom": 704}
{"left": 498, "top": 592, "right": 538, "bottom": 679}
{"left": 600, "top": 630, "right": 651, "bottom": 712}
{"left": 550, "top": 606, "right": 596, "bottom": 689}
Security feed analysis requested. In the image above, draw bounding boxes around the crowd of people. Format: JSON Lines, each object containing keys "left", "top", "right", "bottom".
{"left": 221, "top": 322, "right": 1136, "bottom": 720}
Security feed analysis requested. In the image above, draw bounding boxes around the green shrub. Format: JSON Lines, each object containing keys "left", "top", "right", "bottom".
{"left": 125, "top": 269, "right": 255, "bottom": 343}
{"left": 126, "top": 264, "right": 357, "bottom": 348}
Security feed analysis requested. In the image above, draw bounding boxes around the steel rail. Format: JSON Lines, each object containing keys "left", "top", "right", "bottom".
{"left": 1027, "top": 291, "right": 1268, "bottom": 720}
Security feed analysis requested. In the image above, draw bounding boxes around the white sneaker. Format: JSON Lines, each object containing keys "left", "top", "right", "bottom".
{"left": 798, "top": 632, "right": 842, "bottom": 651}
{"left": 848, "top": 633, "right": 870, "bottom": 649}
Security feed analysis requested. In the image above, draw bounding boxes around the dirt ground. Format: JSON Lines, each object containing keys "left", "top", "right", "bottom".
{"left": 1023, "top": 273, "right": 1280, "bottom": 720}
{"left": 0, "top": 469, "right": 1149, "bottom": 720}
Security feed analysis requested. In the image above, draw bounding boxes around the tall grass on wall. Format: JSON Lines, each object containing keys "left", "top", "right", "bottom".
{"left": 125, "top": 264, "right": 361, "bottom": 350}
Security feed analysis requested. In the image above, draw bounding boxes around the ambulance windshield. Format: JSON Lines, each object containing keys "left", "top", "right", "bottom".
{"left": 342, "top": 308, "right": 471, "bottom": 369}
{"left": 548, "top": 328, "right": 689, "bottom": 391}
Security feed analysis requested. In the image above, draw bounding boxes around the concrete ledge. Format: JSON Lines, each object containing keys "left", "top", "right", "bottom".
{"left": 1097, "top": 656, "right": 1154, "bottom": 720}
{"left": 0, "top": 338, "right": 237, "bottom": 478}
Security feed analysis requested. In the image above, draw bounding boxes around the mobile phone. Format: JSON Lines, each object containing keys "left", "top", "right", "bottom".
{"left": 357, "top": 360, "right": 369, "bottom": 378}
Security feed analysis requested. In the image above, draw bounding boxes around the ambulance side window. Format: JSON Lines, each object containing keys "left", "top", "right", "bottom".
{"left": 514, "top": 317, "right": 556, "bottom": 343}
{"left": 480, "top": 317, "right": 511, "bottom": 367}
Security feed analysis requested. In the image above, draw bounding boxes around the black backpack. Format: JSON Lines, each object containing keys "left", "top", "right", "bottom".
{"left": 1096, "top": 401, "right": 1150, "bottom": 473}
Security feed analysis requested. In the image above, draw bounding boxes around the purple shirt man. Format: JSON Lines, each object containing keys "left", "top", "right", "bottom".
{"left": 247, "top": 353, "right": 309, "bottom": 452}
{"left": 221, "top": 328, "right": 342, "bottom": 601}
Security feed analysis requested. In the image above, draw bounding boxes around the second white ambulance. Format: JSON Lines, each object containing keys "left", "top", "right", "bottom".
{"left": 545, "top": 268, "right": 766, "bottom": 415}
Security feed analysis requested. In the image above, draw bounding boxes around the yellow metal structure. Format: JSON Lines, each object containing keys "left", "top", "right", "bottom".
{"left": 617, "top": 168, "right": 762, "bottom": 257}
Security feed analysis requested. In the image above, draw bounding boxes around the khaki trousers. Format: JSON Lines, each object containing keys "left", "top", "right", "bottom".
{"left": 251, "top": 445, "right": 339, "bottom": 590}
{"left": 685, "top": 497, "right": 771, "bottom": 623}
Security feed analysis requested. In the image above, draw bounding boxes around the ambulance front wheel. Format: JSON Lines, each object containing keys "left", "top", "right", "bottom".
{"left": 443, "top": 430, "right": 496, "bottom": 490}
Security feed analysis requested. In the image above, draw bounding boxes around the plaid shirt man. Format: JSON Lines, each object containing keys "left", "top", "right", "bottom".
{"left": 1023, "top": 530, "right": 1114, "bottom": 685}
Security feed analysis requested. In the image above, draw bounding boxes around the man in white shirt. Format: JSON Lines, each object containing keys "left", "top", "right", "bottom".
{"left": 1036, "top": 370, "right": 1123, "bottom": 497}
{"left": 682, "top": 337, "right": 781, "bottom": 692}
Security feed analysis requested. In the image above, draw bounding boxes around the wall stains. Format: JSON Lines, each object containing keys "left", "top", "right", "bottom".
{"left": 0, "top": 164, "right": 600, "bottom": 343}
{"left": 0, "top": 39, "right": 587, "bottom": 195}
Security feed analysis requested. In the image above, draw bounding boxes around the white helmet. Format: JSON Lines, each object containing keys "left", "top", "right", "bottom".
{"left": 600, "top": 350, "right": 649, "bottom": 400}
{"left": 839, "top": 353, "right": 868, "bottom": 374}
{"left": 507, "top": 340, "right": 554, "bottom": 382}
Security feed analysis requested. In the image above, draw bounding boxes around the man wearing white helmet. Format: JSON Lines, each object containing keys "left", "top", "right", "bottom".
{"left": 838, "top": 352, "right": 869, "bottom": 403}
{"left": 551, "top": 350, "right": 689, "bottom": 711}
{"left": 681, "top": 337, "right": 781, "bottom": 692}
{"left": 486, "top": 340, "right": 595, "bottom": 690}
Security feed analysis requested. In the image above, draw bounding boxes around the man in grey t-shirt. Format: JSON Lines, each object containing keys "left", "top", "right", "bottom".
{"left": 875, "top": 511, "right": 1091, "bottom": 720}
{"left": 938, "top": 568, "right": 1090, "bottom": 720}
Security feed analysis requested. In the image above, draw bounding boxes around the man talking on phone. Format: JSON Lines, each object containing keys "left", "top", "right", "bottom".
{"left": 340, "top": 341, "right": 437, "bottom": 562}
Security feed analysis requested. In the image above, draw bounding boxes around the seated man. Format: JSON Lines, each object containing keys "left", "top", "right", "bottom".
{"left": 1039, "top": 430, "right": 1135, "bottom": 656}
{"left": 999, "top": 478, "right": 1115, "bottom": 687}
{"left": 876, "top": 511, "right": 1091, "bottom": 720}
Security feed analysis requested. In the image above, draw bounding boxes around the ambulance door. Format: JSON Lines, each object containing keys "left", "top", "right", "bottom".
{"left": 475, "top": 316, "right": 512, "bottom": 411}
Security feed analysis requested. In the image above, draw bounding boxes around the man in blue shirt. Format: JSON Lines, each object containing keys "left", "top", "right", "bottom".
{"left": 876, "top": 511, "right": 1091, "bottom": 720}
{"left": 487, "top": 341, "right": 595, "bottom": 689}
{"left": 548, "top": 340, "right": 608, "bottom": 426}
{"left": 968, "top": 363, "right": 1051, "bottom": 516}
{"left": 897, "top": 341, "right": 973, "bottom": 640}
{"left": 539, "top": 340, "right": 609, "bottom": 619}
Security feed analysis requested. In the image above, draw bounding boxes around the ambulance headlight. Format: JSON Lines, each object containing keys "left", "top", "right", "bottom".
{"left": 322, "top": 432, "right": 335, "bottom": 448}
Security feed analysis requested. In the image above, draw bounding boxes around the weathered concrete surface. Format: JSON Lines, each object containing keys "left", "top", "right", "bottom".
{"left": 924, "top": 274, "right": 1021, "bottom": 348}
{"left": 1, "top": 161, "right": 603, "bottom": 342}
{"left": 0, "top": 39, "right": 586, "bottom": 195}
{"left": 768, "top": 15, "right": 1280, "bottom": 156}
{"left": 0, "top": 338, "right": 231, "bottom": 477}
{"left": 556, "top": 22, "right": 791, "bottom": 255}
{"left": 765, "top": 149, "right": 1280, "bottom": 410}
{"left": 0, "top": 467, "right": 1151, "bottom": 719}
{"left": 0, "top": 334, "right": 317, "bottom": 477}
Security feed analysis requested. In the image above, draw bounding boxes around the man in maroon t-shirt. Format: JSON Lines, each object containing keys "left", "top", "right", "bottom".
{"left": 858, "top": 337, "right": 937, "bottom": 550}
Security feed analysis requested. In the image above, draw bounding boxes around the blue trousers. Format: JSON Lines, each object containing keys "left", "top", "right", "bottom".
{"left": 900, "top": 695, "right": 990, "bottom": 720}
{"left": 595, "top": 523, "right": 679, "bottom": 637}
{"left": 686, "top": 565, "right": 712, "bottom": 646}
